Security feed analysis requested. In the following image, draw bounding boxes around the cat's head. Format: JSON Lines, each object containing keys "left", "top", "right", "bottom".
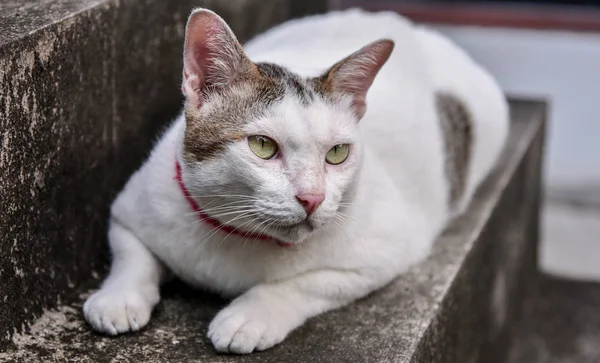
{"left": 179, "top": 9, "right": 393, "bottom": 245}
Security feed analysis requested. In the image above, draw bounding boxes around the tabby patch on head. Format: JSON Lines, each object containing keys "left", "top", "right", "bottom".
{"left": 183, "top": 72, "right": 281, "bottom": 162}
{"left": 436, "top": 92, "right": 473, "bottom": 209}
{"left": 183, "top": 62, "right": 323, "bottom": 162}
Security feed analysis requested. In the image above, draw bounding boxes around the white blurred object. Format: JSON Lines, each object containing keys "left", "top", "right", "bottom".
{"left": 542, "top": 201, "right": 600, "bottom": 281}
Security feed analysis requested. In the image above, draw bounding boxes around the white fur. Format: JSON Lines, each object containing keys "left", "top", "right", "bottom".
{"left": 83, "top": 9, "right": 508, "bottom": 354}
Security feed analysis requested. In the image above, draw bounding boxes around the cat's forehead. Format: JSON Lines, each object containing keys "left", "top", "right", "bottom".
{"left": 255, "top": 63, "right": 315, "bottom": 104}
{"left": 248, "top": 92, "right": 357, "bottom": 147}
{"left": 183, "top": 62, "right": 355, "bottom": 162}
{"left": 251, "top": 63, "right": 357, "bottom": 144}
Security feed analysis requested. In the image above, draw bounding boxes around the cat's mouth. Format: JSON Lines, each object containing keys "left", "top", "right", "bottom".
{"left": 273, "top": 219, "right": 315, "bottom": 231}
{"left": 263, "top": 219, "right": 316, "bottom": 243}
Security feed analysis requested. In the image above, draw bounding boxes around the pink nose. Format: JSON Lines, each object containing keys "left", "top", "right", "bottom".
{"left": 296, "top": 193, "right": 325, "bottom": 216}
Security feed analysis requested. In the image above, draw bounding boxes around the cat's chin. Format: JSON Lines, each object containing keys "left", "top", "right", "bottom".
{"left": 268, "top": 221, "right": 316, "bottom": 245}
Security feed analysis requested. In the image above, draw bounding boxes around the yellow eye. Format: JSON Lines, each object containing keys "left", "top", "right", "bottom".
{"left": 248, "top": 135, "right": 278, "bottom": 159}
{"left": 326, "top": 144, "right": 350, "bottom": 165}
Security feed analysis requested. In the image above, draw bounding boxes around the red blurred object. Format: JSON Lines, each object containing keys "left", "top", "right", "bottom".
{"left": 331, "top": 0, "right": 600, "bottom": 32}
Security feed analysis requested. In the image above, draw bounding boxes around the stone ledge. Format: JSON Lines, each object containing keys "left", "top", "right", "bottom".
{"left": 0, "top": 0, "right": 290, "bottom": 348}
{"left": 507, "top": 274, "right": 600, "bottom": 363}
{"left": 0, "top": 0, "right": 105, "bottom": 47}
{"left": 0, "top": 101, "right": 546, "bottom": 362}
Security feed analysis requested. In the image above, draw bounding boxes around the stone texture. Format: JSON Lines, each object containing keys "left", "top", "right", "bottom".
{"left": 0, "top": 0, "right": 291, "bottom": 348}
{"left": 289, "top": 0, "right": 329, "bottom": 18}
{"left": 0, "top": 101, "right": 546, "bottom": 362}
{"left": 0, "top": 0, "right": 106, "bottom": 48}
{"left": 507, "top": 274, "right": 600, "bottom": 363}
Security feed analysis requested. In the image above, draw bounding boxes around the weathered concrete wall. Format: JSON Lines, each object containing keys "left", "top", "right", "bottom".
{"left": 0, "top": 0, "right": 290, "bottom": 347}
{"left": 289, "top": 0, "right": 328, "bottom": 18}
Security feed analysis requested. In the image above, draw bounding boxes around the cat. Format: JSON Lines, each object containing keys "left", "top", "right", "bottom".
{"left": 83, "top": 7, "right": 508, "bottom": 354}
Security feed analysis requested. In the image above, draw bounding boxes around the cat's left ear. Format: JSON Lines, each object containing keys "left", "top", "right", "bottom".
{"left": 182, "top": 8, "right": 256, "bottom": 108}
{"left": 318, "top": 39, "right": 394, "bottom": 120}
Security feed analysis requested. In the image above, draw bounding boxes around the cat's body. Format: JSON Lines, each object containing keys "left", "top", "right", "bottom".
{"left": 84, "top": 9, "right": 508, "bottom": 354}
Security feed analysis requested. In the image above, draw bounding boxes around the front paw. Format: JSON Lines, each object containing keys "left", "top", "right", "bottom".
{"left": 208, "top": 297, "right": 293, "bottom": 354}
{"left": 83, "top": 285, "right": 159, "bottom": 335}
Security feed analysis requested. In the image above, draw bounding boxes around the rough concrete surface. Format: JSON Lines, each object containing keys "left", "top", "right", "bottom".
{"left": 507, "top": 274, "right": 600, "bottom": 363}
{"left": 0, "top": 0, "right": 107, "bottom": 48}
{"left": 0, "top": 102, "right": 546, "bottom": 362}
{"left": 0, "top": 0, "right": 290, "bottom": 348}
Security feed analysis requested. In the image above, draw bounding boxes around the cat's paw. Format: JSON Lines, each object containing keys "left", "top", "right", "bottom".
{"left": 208, "top": 296, "right": 293, "bottom": 354}
{"left": 83, "top": 285, "right": 159, "bottom": 335}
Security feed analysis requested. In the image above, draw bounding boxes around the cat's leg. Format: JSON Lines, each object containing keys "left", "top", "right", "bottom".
{"left": 83, "top": 218, "right": 166, "bottom": 335}
{"left": 208, "top": 268, "right": 392, "bottom": 354}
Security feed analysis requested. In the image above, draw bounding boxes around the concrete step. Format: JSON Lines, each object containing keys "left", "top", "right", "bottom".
{"left": 0, "top": 102, "right": 546, "bottom": 362}
{"left": 507, "top": 274, "right": 600, "bottom": 363}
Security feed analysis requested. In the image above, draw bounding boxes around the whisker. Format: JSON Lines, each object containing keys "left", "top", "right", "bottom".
{"left": 193, "top": 209, "right": 259, "bottom": 229}
{"left": 184, "top": 208, "right": 262, "bottom": 227}
{"left": 257, "top": 218, "right": 281, "bottom": 249}
{"left": 240, "top": 214, "right": 274, "bottom": 247}
{"left": 200, "top": 211, "right": 260, "bottom": 245}
{"left": 242, "top": 216, "right": 271, "bottom": 241}
{"left": 189, "top": 204, "right": 257, "bottom": 216}
{"left": 335, "top": 213, "right": 372, "bottom": 264}
{"left": 187, "top": 194, "right": 262, "bottom": 200}
{"left": 215, "top": 215, "right": 260, "bottom": 247}
{"left": 259, "top": 218, "right": 278, "bottom": 239}
{"left": 183, "top": 200, "right": 255, "bottom": 216}
{"left": 217, "top": 216, "right": 261, "bottom": 248}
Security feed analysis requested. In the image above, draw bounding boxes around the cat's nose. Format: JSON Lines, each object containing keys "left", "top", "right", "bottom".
{"left": 295, "top": 193, "right": 325, "bottom": 216}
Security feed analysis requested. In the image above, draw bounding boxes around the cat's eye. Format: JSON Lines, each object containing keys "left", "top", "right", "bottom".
{"left": 326, "top": 144, "right": 350, "bottom": 165}
{"left": 248, "top": 135, "right": 278, "bottom": 159}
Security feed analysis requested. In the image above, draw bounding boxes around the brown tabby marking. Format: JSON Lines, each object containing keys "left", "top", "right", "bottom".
{"left": 183, "top": 63, "right": 290, "bottom": 163}
{"left": 436, "top": 92, "right": 473, "bottom": 209}
{"left": 183, "top": 61, "right": 323, "bottom": 162}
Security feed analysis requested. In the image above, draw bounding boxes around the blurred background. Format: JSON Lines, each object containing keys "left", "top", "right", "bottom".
{"left": 300, "top": 0, "right": 600, "bottom": 283}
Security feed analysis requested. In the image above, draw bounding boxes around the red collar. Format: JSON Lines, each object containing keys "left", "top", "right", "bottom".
{"left": 174, "top": 160, "right": 291, "bottom": 248}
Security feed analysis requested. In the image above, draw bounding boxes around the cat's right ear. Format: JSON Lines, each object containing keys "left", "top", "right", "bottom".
{"left": 317, "top": 39, "right": 394, "bottom": 120}
{"left": 182, "top": 8, "right": 255, "bottom": 108}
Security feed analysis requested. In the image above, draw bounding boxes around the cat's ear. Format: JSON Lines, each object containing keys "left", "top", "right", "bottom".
{"left": 182, "top": 8, "right": 255, "bottom": 108}
{"left": 319, "top": 39, "right": 394, "bottom": 119}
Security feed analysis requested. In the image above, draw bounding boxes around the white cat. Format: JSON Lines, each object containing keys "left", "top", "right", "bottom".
{"left": 83, "top": 8, "right": 508, "bottom": 354}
